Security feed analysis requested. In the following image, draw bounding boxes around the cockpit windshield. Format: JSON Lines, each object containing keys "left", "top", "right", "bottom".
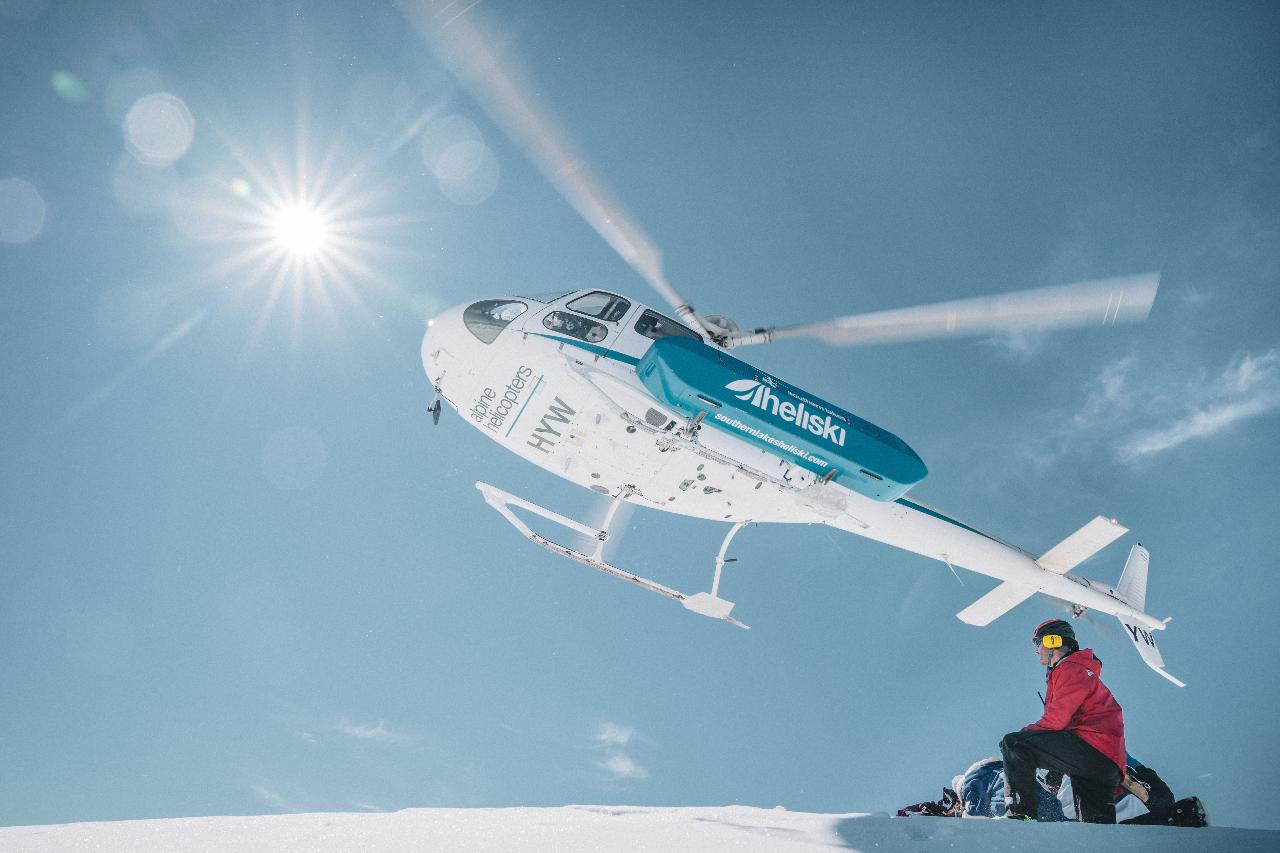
{"left": 567, "top": 291, "right": 631, "bottom": 322}
{"left": 463, "top": 300, "right": 528, "bottom": 344}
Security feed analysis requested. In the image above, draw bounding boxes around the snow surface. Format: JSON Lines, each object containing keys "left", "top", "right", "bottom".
{"left": 2, "top": 805, "right": 1276, "bottom": 852}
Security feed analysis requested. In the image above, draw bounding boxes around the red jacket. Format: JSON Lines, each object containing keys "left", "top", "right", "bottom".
{"left": 1023, "top": 648, "right": 1125, "bottom": 772}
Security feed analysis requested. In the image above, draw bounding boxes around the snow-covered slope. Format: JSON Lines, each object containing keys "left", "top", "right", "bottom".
{"left": 3, "top": 805, "right": 1276, "bottom": 852}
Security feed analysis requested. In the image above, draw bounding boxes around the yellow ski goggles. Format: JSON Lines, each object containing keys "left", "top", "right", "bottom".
{"left": 1037, "top": 634, "right": 1064, "bottom": 649}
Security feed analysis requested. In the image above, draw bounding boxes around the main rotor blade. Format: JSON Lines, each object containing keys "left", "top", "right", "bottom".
{"left": 400, "top": 1, "right": 711, "bottom": 338}
{"left": 725, "top": 272, "right": 1160, "bottom": 348}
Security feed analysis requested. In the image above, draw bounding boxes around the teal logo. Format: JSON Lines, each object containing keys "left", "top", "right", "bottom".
{"left": 724, "top": 379, "right": 847, "bottom": 447}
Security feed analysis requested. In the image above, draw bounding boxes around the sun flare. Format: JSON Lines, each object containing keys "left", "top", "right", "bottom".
{"left": 269, "top": 204, "right": 331, "bottom": 257}
{"left": 160, "top": 124, "right": 408, "bottom": 358}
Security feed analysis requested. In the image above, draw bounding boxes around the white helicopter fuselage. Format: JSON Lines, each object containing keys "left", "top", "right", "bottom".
{"left": 422, "top": 289, "right": 1170, "bottom": 638}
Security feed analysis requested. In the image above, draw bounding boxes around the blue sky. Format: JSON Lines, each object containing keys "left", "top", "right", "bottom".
{"left": 2, "top": 0, "right": 1278, "bottom": 830}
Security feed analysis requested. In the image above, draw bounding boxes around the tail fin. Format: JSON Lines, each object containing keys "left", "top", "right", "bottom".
{"left": 1118, "top": 615, "right": 1185, "bottom": 687}
{"left": 1115, "top": 543, "right": 1149, "bottom": 610}
{"left": 1115, "top": 545, "right": 1184, "bottom": 685}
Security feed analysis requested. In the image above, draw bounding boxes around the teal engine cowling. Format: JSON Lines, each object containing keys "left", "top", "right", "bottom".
{"left": 637, "top": 337, "right": 927, "bottom": 501}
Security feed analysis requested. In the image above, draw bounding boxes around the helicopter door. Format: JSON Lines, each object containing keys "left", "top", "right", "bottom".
{"left": 527, "top": 290, "right": 635, "bottom": 359}
{"left": 608, "top": 306, "right": 704, "bottom": 364}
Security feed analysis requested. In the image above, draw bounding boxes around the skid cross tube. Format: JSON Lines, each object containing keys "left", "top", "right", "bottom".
{"left": 476, "top": 481, "right": 748, "bottom": 628}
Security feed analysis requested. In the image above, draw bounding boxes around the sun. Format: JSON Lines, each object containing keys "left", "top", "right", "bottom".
{"left": 163, "top": 123, "right": 411, "bottom": 358}
{"left": 269, "top": 204, "right": 331, "bottom": 257}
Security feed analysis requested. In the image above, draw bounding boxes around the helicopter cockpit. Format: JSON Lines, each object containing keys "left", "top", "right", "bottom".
{"left": 530, "top": 289, "right": 702, "bottom": 361}
{"left": 456, "top": 289, "right": 702, "bottom": 362}
{"left": 427, "top": 289, "right": 700, "bottom": 395}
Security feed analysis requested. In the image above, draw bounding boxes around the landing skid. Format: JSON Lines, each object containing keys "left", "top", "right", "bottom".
{"left": 475, "top": 481, "right": 749, "bottom": 629}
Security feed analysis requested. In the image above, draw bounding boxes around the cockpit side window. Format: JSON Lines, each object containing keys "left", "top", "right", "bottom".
{"left": 543, "top": 311, "right": 608, "bottom": 344}
{"left": 463, "top": 300, "right": 528, "bottom": 344}
{"left": 566, "top": 291, "right": 631, "bottom": 323}
{"left": 634, "top": 308, "right": 700, "bottom": 342}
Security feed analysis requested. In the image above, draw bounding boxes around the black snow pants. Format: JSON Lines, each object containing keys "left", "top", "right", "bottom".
{"left": 1000, "top": 729, "right": 1122, "bottom": 823}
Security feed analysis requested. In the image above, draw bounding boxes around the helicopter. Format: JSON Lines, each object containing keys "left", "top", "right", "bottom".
{"left": 410, "top": 4, "right": 1183, "bottom": 685}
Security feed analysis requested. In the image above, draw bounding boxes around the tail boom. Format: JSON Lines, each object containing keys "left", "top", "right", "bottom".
{"left": 824, "top": 497, "right": 1180, "bottom": 682}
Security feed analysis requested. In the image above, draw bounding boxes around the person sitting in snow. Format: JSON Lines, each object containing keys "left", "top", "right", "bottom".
{"left": 999, "top": 619, "right": 1126, "bottom": 823}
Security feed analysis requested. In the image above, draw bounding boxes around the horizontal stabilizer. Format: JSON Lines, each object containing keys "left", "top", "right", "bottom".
{"left": 957, "top": 580, "right": 1038, "bottom": 626}
{"left": 1037, "top": 515, "right": 1128, "bottom": 574}
{"left": 1118, "top": 615, "right": 1185, "bottom": 687}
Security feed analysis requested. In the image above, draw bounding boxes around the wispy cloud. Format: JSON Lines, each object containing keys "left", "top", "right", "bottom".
{"left": 1074, "top": 355, "right": 1136, "bottom": 428}
{"left": 597, "top": 753, "right": 648, "bottom": 780}
{"left": 1009, "top": 122, "right": 1280, "bottom": 473}
{"left": 590, "top": 721, "right": 649, "bottom": 782}
{"left": 338, "top": 720, "right": 410, "bottom": 743}
{"left": 980, "top": 327, "right": 1049, "bottom": 362}
{"left": 1014, "top": 355, "right": 1136, "bottom": 473}
{"left": 1178, "top": 284, "right": 1214, "bottom": 308}
{"left": 1118, "top": 350, "right": 1280, "bottom": 461}
{"left": 1022, "top": 349, "right": 1280, "bottom": 471}
{"left": 593, "top": 722, "right": 635, "bottom": 746}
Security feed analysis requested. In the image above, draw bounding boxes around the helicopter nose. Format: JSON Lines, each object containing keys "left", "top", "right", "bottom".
{"left": 421, "top": 303, "right": 467, "bottom": 387}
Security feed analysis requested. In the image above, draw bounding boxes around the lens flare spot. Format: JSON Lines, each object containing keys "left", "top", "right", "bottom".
{"left": 419, "top": 114, "right": 500, "bottom": 206}
{"left": 51, "top": 71, "right": 91, "bottom": 103}
{"left": 125, "top": 92, "right": 195, "bottom": 166}
{"left": 0, "top": 177, "right": 47, "bottom": 244}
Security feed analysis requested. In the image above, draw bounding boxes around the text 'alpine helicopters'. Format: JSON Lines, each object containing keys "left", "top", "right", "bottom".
{"left": 407, "top": 3, "right": 1183, "bottom": 685}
